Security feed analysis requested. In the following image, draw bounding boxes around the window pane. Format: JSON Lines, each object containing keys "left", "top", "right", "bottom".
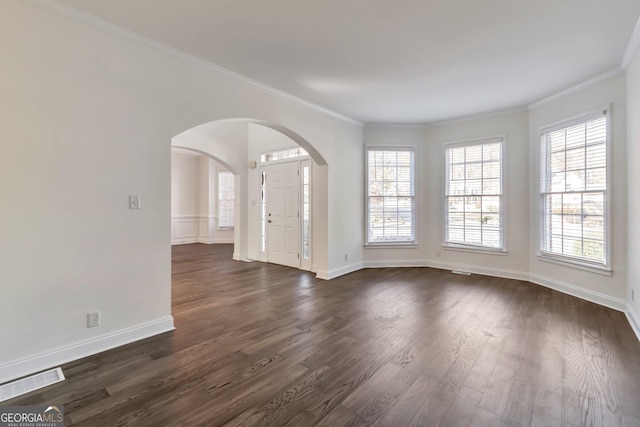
{"left": 261, "top": 146, "right": 309, "bottom": 162}
{"left": 367, "top": 148, "right": 415, "bottom": 243}
{"left": 450, "top": 147, "right": 465, "bottom": 163}
{"left": 218, "top": 171, "right": 234, "bottom": 228}
{"left": 586, "top": 144, "right": 606, "bottom": 169}
{"left": 445, "top": 139, "right": 503, "bottom": 249}
{"left": 466, "top": 163, "right": 482, "bottom": 180}
{"left": 483, "top": 179, "right": 500, "bottom": 194}
{"left": 449, "top": 180, "right": 465, "bottom": 195}
{"left": 483, "top": 160, "right": 500, "bottom": 179}
{"left": 551, "top": 151, "right": 565, "bottom": 173}
{"left": 482, "top": 227, "right": 500, "bottom": 248}
{"left": 539, "top": 114, "right": 607, "bottom": 265}
{"left": 550, "top": 130, "right": 566, "bottom": 152}
{"left": 483, "top": 143, "right": 501, "bottom": 161}
{"left": 465, "top": 197, "right": 481, "bottom": 213}
{"left": 586, "top": 167, "right": 606, "bottom": 190}
{"left": 481, "top": 196, "right": 500, "bottom": 215}
{"left": 565, "top": 147, "right": 585, "bottom": 171}
{"left": 466, "top": 179, "right": 482, "bottom": 195}
{"left": 466, "top": 145, "right": 482, "bottom": 162}
{"left": 451, "top": 164, "right": 465, "bottom": 180}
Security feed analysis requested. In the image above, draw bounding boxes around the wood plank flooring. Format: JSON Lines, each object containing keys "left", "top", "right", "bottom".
{"left": 5, "top": 243, "right": 640, "bottom": 426}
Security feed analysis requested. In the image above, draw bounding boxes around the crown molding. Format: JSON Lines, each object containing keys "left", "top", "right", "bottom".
{"left": 528, "top": 68, "right": 625, "bottom": 110}
{"left": 364, "top": 123, "right": 429, "bottom": 130}
{"left": 622, "top": 16, "right": 640, "bottom": 70}
{"left": 364, "top": 106, "right": 528, "bottom": 128}
{"left": 25, "top": 0, "right": 363, "bottom": 127}
{"left": 426, "top": 106, "right": 528, "bottom": 127}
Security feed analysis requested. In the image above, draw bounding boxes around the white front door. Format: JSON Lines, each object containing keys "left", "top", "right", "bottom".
{"left": 266, "top": 161, "right": 300, "bottom": 268}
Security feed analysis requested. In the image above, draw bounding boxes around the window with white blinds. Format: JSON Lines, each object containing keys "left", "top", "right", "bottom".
{"left": 218, "top": 170, "right": 234, "bottom": 228}
{"left": 539, "top": 111, "right": 608, "bottom": 267}
{"left": 366, "top": 147, "right": 415, "bottom": 245}
{"left": 444, "top": 138, "right": 504, "bottom": 250}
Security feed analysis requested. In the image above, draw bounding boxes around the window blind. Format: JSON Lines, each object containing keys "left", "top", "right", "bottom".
{"left": 367, "top": 148, "right": 415, "bottom": 244}
{"left": 540, "top": 113, "right": 607, "bottom": 265}
{"left": 444, "top": 137, "right": 504, "bottom": 249}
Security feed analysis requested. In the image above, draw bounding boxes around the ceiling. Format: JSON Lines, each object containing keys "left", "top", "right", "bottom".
{"left": 57, "top": 0, "right": 640, "bottom": 124}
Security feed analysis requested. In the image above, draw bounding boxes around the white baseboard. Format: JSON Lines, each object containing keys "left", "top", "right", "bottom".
{"left": 360, "top": 259, "right": 627, "bottom": 314}
{"left": 212, "top": 238, "right": 234, "bottom": 244}
{"left": 171, "top": 238, "right": 199, "bottom": 245}
{"left": 528, "top": 273, "right": 626, "bottom": 312}
{"left": 196, "top": 238, "right": 234, "bottom": 245}
{"left": 197, "top": 240, "right": 214, "bottom": 245}
{"left": 364, "top": 259, "right": 429, "bottom": 268}
{"left": 425, "top": 259, "right": 529, "bottom": 281}
{"left": 626, "top": 303, "right": 640, "bottom": 343}
{"left": 0, "top": 316, "right": 175, "bottom": 385}
{"left": 363, "top": 258, "right": 528, "bottom": 281}
{"left": 316, "top": 262, "right": 363, "bottom": 280}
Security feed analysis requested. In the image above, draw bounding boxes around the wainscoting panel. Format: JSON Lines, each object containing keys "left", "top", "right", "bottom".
{"left": 172, "top": 216, "right": 199, "bottom": 245}
{"left": 171, "top": 216, "right": 234, "bottom": 245}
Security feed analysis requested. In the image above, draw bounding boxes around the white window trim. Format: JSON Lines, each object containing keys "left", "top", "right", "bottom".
{"left": 441, "top": 135, "right": 507, "bottom": 253}
{"left": 365, "top": 145, "right": 417, "bottom": 247}
{"left": 536, "top": 105, "right": 612, "bottom": 273}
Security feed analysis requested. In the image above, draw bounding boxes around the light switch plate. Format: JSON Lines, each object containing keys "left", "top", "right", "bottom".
{"left": 129, "top": 195, "right": 141, "bottom": 209}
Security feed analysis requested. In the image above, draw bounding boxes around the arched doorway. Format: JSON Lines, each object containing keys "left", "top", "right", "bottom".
{"left": 171, "top": 118, "right": 328, "bottom": 274}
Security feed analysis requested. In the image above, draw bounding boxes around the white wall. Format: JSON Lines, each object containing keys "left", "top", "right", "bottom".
{"left": 363, "top": 110, "right": 530, "bottom": 278}
{"left": 326, "top": 125, "right": 365, "bottom": 277}
{"left": 171, "top": 151, "right": 201, "bottom": 244}
{"left": 0, "top": 1, "right": 362, "bottom": 383}
{"left": 171, "top": 152, "right": 200, "bottom": 216}
{"left": 528, "top": 74, "right": 627, "bottom": 307}
{"left": 627, "top": 47, "right": 640, "bottom": 331}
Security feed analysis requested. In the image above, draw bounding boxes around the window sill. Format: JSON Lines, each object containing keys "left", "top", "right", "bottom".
{"left": 217, "top": 227, "right": 235, "bottom": 231}
{"left": 442, "top": 244, "right": 507, "bottom": 256}
{"left": 537, "top": 253, "right": 612, "bottom": 276}
{"left": 365, "top": 242, "right": 418, "bottom": 249}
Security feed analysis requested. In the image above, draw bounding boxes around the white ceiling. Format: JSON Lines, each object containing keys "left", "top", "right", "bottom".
{"left": 57, "top": 0, "right": 640, "bottom": 124}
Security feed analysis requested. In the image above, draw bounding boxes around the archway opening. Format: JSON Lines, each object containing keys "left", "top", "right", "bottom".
{"left": 171, "top": 118, "right": 328, "bottom": 274}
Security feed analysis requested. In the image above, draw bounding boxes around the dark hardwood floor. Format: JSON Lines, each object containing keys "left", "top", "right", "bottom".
{"left": 5, "top": 243, "right": 640, "bottom": 426}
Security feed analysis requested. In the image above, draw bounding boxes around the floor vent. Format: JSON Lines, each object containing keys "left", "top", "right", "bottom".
{"left": 0, "top": 368, "right": 65, "bottom": 402}
{"left": 451, "top": 270, "right": 471, "bottom": 275}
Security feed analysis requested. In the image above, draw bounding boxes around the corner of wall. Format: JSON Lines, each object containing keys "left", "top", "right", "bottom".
{"left": 316, "top": 262, "right": 364, "bottom": 280}
{"left": 626, "top": 303, "right": 640, "bottom": 342}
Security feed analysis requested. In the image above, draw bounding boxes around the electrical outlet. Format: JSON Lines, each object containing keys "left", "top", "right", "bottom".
{"left": 344, "top": 253, "right": 349, "bottom": 261}
{"left": 436, "top": 249, "right": 442, "bottom": 257}
{"left": 87, "top": 311, "right": 100, "bottom": 328}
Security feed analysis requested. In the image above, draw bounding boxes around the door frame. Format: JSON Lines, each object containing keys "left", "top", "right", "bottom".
{"left": 258, "top": 156, "right": 313, "bottom": 270}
